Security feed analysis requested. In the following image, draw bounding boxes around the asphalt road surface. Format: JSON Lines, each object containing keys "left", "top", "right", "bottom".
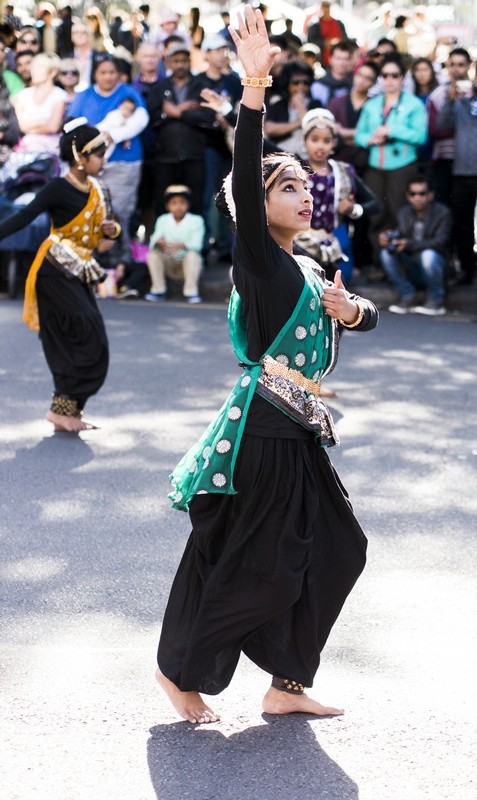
{"left": 1, "top": 297, "right": 476, "bottom": 800}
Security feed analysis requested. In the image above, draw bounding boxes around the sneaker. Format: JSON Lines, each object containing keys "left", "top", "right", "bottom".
{"left": 388, "top": 297, "right": 415, "bottom": 314}
{"left": 117, "top": 287, "right": 139, "bottom": 300}
{"left": 144, "top": 292, "right": 166, "bottom": 302}
{"left": 412, "top": 301, "right": 446, "bottom": 316}
{"left": 186, "top": 295, "right": 202, "bottom": 304}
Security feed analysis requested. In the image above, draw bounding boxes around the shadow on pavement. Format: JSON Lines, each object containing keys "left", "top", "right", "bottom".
{"left": 10, "top": 434, "right": 94, "bottom": 470}
{"left": 147, "top": 716, "right": 358, "bottom": 800}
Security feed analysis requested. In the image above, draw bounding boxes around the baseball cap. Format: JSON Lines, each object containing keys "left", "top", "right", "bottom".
{"left": 299, "top": 43, "right": 321, "bottom": 56}
{"left": 202, "top": 33, "right": 229, "bottom": 52}
{"left": 167, "top": 42, "right": 190, "bottom": 57}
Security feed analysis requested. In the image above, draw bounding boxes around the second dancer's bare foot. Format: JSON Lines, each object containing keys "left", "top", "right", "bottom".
{"left": 262, "top": 686, "right": 344, "bottom": 717}
{"left": 155, "top": 667, "right": 220, "bottom": 724}
{"left": 46, "top": 411, "right": 98, "bottom": 432}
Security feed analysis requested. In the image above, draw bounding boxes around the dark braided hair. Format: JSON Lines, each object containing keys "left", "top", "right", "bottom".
{"left": 59, "top": 121, "right": 104, "bottom": 165}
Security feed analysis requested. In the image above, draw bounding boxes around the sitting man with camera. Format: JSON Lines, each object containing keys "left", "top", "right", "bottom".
{"left": 379, "top": 176, "right": 452, "bottom": 316}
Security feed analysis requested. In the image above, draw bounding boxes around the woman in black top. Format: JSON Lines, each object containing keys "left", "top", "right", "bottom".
{"left": 0, "top": 118, "right": 119, "bottom": 431}
{"left": 156, "top": 7, "right": 378, "bottom": 724}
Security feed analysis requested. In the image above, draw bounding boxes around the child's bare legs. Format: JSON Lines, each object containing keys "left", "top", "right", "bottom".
{"left": 262, "top": 678, "right": 344, "bottom": 717}
{"left": 155, "top": 668, "right": 220, "bottom": 724}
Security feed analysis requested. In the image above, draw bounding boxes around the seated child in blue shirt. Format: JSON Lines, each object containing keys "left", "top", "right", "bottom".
{"left": 145, "top": 184, "right": 205, "bottom": 304}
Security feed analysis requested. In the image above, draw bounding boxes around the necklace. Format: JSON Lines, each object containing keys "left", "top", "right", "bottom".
{"left": 66, "top": 170, "right": 90, "bottom": 193}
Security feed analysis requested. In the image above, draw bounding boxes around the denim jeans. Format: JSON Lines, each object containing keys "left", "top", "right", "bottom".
{"left": 379, "top": 248, "right": 446, "bottom": 303}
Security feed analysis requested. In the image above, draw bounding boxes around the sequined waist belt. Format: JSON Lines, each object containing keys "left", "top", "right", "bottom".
{"left": 260, "top": 355, "right": 321, "bottom": 396}
{"left": 45, "top": 234, "right": 105, "bottom": 285}
{"left": 255, "top": 355, "right": 339, "bottom": 447}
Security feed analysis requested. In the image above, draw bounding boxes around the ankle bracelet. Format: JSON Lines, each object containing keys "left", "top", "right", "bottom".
{"left": 272, "top": 676, "right": 305, "bottom": 694}
{"left": 51, "top": 394, "right": 82, "bottom": 418}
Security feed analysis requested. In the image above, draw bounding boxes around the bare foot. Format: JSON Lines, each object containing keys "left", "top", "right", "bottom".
{"left": 155, "top": 667, "right": 220, "bottom": 724}
{"left": 320, "top": 387, "right": 338, "bottom": 398}
{"left": 262, "top": 686, "right": 343, "bottom": 717}
{"left": 46, "top": 411, "right": 98, "bottom": 432}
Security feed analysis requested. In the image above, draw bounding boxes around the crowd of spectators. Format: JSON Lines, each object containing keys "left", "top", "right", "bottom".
{"left": 0, "top": 1, "right": 475, "bottom": 312}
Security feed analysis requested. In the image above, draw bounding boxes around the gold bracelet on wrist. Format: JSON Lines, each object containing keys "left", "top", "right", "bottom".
{"left": 339, "top": 301, "right": 364, "bottom": 329}
{"left": 241, "top": 75, "right": 273, "bottom": 88}
{"left": 108, "top": 221, "right": 121, "bottom": 240}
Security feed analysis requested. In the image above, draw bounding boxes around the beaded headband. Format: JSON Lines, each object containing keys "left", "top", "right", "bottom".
{"left": 301, "top": 108, "right": 338, "bottom": 139}
{"left": 71, "top": 132, "right": 109, "bottom": 163}
{"left": 221, "top": 158, "right": 305, "bottom": 221}
{"left": 264, "top": 159, "right": 304, "bottom": 190}
{"left": 80, "top": 132, "right": 109, "bottom": 154}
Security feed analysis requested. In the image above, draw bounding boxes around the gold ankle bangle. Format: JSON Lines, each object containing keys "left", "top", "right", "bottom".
{"left": 50, "top": 395, "right": 82, "bottom": 418}
{"left": 272, "top": 676, "right": 305, "bottom": 694}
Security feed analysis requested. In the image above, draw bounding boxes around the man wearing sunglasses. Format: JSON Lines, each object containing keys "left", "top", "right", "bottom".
{"left": 15, "top": 26, "right": 41, "bottom": 56}
{"left": 379, "top": 176, "right": 451, "bottom": 315}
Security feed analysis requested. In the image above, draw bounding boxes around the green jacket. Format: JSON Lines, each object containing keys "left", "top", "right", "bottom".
{"left": 354, "top": 91, "right": 427, "bottom": 170}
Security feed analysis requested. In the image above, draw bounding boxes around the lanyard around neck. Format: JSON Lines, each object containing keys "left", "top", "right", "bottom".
{"left": 382, "top": 92, "right": 401, "bottom": 123}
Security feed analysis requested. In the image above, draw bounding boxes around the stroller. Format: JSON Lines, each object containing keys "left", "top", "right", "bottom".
{"left": 0, "top": 153, "right": 60, "bottom": 298}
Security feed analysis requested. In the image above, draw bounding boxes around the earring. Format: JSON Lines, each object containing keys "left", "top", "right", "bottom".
{"left": 72, "top": 138, "right": 84, "bottom": 169}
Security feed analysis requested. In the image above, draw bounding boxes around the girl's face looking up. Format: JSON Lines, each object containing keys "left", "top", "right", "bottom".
{"left": 265, "top": 168, "right": 313, "bottom": 246}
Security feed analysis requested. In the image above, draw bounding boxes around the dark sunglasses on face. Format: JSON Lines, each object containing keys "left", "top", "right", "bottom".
{"left": 61, "top": 70, "right": 79, "bottom": 76}
{"left": 382, "top": 71, "right": 401, "bottom": 79}
{"left": 408, "top": 190, "right": 428, "bottom": 196}
{"left": 20, "top": 38, "right": 38, "bottom": 45}
{"left": 291, "top": 78, "right": 311, "bottom": 86}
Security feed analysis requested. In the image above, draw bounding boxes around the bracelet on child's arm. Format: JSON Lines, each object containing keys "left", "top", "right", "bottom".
{"left": 241, "top": 75, "right": 273, "bottom": 88}
{"left": 338, "top": 301, "right": 365, "bottom": 329}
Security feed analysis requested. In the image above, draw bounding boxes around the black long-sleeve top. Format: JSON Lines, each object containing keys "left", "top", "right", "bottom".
{"left": 0, "top": 179, "right": 90, "bottom": 238}
{"left": 231, "top": 104, "right": 378, "bottom": 438}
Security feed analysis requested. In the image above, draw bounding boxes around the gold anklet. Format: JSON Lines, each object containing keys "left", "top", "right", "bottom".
{"left": 50, "top": 394, "right": 82, "bottom": 418}
{"left": 272, "top": 676, "right": 305, "bottom": 694}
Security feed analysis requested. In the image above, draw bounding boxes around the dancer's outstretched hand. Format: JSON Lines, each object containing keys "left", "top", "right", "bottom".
{"left": 228, "top": 5, "right": 280, "bottom": 77}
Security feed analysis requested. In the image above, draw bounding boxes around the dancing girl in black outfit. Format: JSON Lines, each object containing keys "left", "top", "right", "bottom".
{"left": 0, "top": 118, "right": 120, "bottom": 431}
{"left": 156, "top": 7, "right": 379, "bottom": 724}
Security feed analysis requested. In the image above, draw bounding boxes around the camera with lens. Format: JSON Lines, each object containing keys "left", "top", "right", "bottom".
{"left": 386, "top": 229, "right": 401, "bottom": 254}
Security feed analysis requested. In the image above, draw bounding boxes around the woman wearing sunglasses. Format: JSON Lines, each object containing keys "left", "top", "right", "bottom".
{"left": 264, "top": 59, "right": 322, "bottom": 160}
{"left": 14, "top": 52, "right": 67, "bottom": 155}
{"left": 56, "top": 58, "right": 80, "bottom": 115}
{"left": 354, "top": 54, "right": 427, "bottom": 265}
